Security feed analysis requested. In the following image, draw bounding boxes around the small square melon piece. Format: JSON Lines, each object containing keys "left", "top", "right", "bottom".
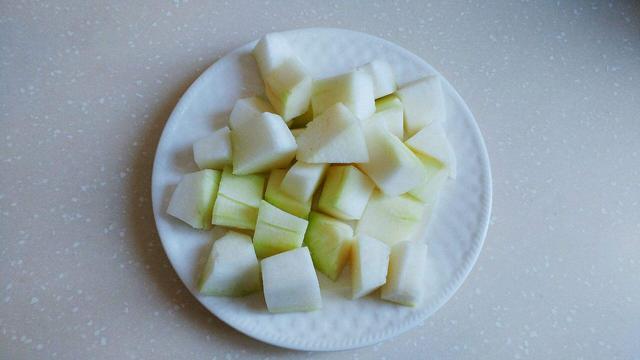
{"left": 264, "top": 169, "right": 312, "bottom": 219}
{"left": 318, "top": 165, "right": 374, "bottom": 221}
{"left": 311, "top": 70, "right": 375, "bottom": 120}
{"left": 264, "top": 57, "right": 313, "bottom": 122}
{"left": 396, "top": 76, "right": 446, "bottom": 137}
{"left": 229, "top": 97, "right": 274, "bottom": 130}
{"left": 381, "top": 241, "right": 428, "bottom": 306}
{"left": 351, "top": 234, "right": 390, "bottom": 299}
{"left": 193, "top": 127, "right": 232, "bottom": 170}
{"left": 253, "top": 200, "right": 309, "bottom": 258}
{"left": 211, "top": 167, "right": 265, "bottom": 230}
{"left": 167, "top": 169, "right": 221, "bottom": 230}
{"left": 357, "top": 59, "right": 397, "bottom": 99}
{"left": 304, "top": 212, "right": 354, "bottom": 281}
{"left": 280, "top": 161, "right": 328, "bottom": 203}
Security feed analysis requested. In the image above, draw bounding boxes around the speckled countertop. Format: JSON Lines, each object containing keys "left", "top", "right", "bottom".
{"left": 1, "top": 1, "right": 639, "bottom": 359}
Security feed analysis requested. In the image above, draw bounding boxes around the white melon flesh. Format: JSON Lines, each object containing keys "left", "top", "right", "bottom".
{"left": 211, "top": 167, "right": 265, "bottom": 230}
{"left": 396, "top": 76, "right": 446, "bottom": 137}
{"left": 296, "top": 103, "right": 368, "bottom": 163}
{"left": 404, "top": 121, "right": 457, "bottom": 179}
{"left": 290, "top": 128, "right": 305, "bottom": 140}
{"left": 408, "top": 154, "right": 448, "bottom": 204}
{"left": 167, "top": 169, "right": 221, "bottom": 230}
{"left": 198, "top": 231, "right": 261, "bottom": 296}
{"left": 357, "top": 59, "right": 396, "bottom": 99}
{"left": 264, "top": 57, "right": 312, "bottom": 121}
{"left": 253, "top": 200, "right": 308, "bottom": 259}
{"left": 381, "top": 241, "right": 428, "bottom": 306}
{"left": 193, "top": 127, "right": 232, "bottom": 170}
{"left": 357, "top": 122, "right": 426, "bottom": 196}
{"left": 264, "top": 169, "right": 312, "bottom": 219}
{"left": 318, "top": 165, "right": 375, "bottom": 221}
{"left": 280, "top": 161, "right": 328, "bottom": 203}
{"left": 304, "top": 212, "right": 353, "bottom": 281}
{"left": 351, "top": 235, "right": 390, "bottom": 299}
{"left": 261, "top": 247, "right": 322, "bottom": 313}
{"left": 369, "top": 94, "right": 404, "bottom": 139}
{"left": 356, "top": 190, "right": 425, "bottom": 246}
{"left": 229, "top": 97, "right": 274, "bottom": 130}
{"left": 312, "top": 70, "right": 375, "bottom": 120}
{"left": 230, "top": 112, "right": 297, "bottom": 175}
{"left": 252, "top": 32, "right": 295, "bottom": 77}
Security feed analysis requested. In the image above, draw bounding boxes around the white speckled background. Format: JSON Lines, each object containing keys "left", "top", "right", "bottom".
{"left": 1, "top": 1, "right": 639, "bottom": 359}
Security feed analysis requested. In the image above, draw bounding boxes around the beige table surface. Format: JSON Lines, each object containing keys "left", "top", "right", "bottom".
{"left": 2, "top": 1, "right": 639, "bottom": 359}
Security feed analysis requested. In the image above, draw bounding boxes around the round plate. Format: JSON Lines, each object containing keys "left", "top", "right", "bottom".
{"left": 151, "top": 28, "right": 492, "bottom": 351}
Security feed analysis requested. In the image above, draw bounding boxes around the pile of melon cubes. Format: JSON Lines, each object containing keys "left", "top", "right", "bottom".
{"left": 167, "top": 32, "right": 456, "bottom": 313}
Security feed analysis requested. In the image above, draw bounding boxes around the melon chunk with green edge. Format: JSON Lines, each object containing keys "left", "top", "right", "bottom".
{"left": 381, "top": 241, "right": 428, "bottom": 306}
{"left": 197, "top": 231, "right": 261, "bottom": 296}
{"left": 396, "top": 76, "right": 446, "bottom": 137}
{"left": 193, "top": 127, "right": 232, "bottom": 170}
{"left": 357, "top": 59, "right": 396, "bottom": 99}
{"left": 253, "top": 200, "right": 309, "bottom": 258}
{"left": 296, "top": 103, "right": 368, "bottom": 163}
{"left": 252, "top": 32, "right": 294, "bottom": 77}
{"left": 351, "top": 234, "right": 390, "bottom": 299}
{"left": 404, "top": 121, "right": 457, "bottom": 178}
{"left": 408, "top": 154, "right": 449, "bottom": 204}
{"left": 264, "top": 57, "right": 312, "bottom": 121}
{"left": 211, "top": 167, "right": 265, "bottom": 230}
{"left": 357, "top": 122, "right": 426, "bottom": 196}
{"left": 167, "top": 169, "right": 221, "bottom": 230}
{"left": 312, "top": 70, "right": 375, "bottom": 120}
{"left": 264, "top": 169, "right": 312, "bottom": 219}
{"left": 366, "top": 94, "right": 403, "bottom": 139}
{"left": 230, "top": 112, "right": 297, "bottom": 175}
{"left": 304, "top": 212, "right": 353, "bottom": 281}
{"left": 261, "top": 247, "right": 322, "bottom": 313}
{"left": 356, "top": 190, "right": 425, "bottom": 246}
{"left": 318, "top": 165, "right": 374, "bottom": 221}
{"left": 281, "top": 161, "right": 328, "bottom": 203}
{"left": 229, "top": 97, "right": 274, "bottom": 130}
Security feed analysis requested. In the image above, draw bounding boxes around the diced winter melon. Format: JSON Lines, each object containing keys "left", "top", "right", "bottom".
{"left": 357, "top": 122, "right": 426, "bottom": 196}
{"left": 253, "top": 200, "right": 308, "bottom": 258}
{"left": 357, "top": 59, "right": 396, "bottom": 99}
{"left": 351, "top": 235, "right": 390, "bottom": 299}
{"left": 264, "top": 57, "right": 313, "bottom": 121}
{"left": 193, "top": 127, "right": 232, "bottom": 170}
{"left": 296, "top": 103, "right": 369, "bottom": 163}
{"left": 318, "top": 165, "right": 374, "bottom": 220}
{"left": 264, "top": 169, "right": 312, "bottom": 219}
{"left": 396, "top": 76, "right": 446, "bottom": 137}
{"left": 252, "top": 32, "right": 295, "bottom": 77}
{"left": 261, "top": 247, "right": 322, "bottom": 313}
{"left": 404, "top": 121, "right": 457, "bottom": 178}
{"left": 230, "top": 112, "right": 297, "bottom": 175}
{"left": 304, "top": 212, "right": 353, "bottom": 281}
{"left": 229, "top": 97, "right": 274, "bottom": 130}
{"left": 211, "top": 167, "right": 265, "bottom": 230}
{"left": 197, "top": 231, "right": 261, "bottom": 296}
{"left": 167, "top": 169, "right": 221, "bottom": 230}
{"left": 356, "top": 190, "right": 425, "bottom": 246}
{"left": 311, "top": 71, "right": 375, "bottom": 120}
{"left": 369, "top": 94, "right": 404, "bottom": 139}
{"left": 407, "top": 154, "right": 448, "bottom": 204}
{"left": 380, "top": 241, "right": 428, "bottom": 306}
{"left": 280, "top": 161, "right": 328, "bottom": 203}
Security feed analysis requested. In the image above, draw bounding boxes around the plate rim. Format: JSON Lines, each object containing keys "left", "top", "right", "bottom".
{"left": 151, "top": 27, "right": 493, "bottom": 351}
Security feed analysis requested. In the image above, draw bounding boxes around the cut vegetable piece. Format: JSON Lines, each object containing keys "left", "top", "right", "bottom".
{"left": 167, "top": 170, "right": 221, "bottom": 230}
{"left": 396, "top": 76, "right": 446, "bottom": 137}
{"left": 356, "top": 190, "right": 425, "bottom": 246}
{"left": 211, "top": 167, "right": 265, "bottom": 230}
{"left": 290, "top": 128, "right": 304, "bottom": 140}
{"left": 252, "top": 32, "right": 294, "bottom": 77}
{"left": 370, "top": 94, "right": 404, "bottom": 139}
{"left": 357, "top": 59, "right": 396, "bottom": 99}
{"left": 404, "top": 121, "right": 457, "bottom": 178}
{"left": 193, "top": 127, "right": 232, "bottom": 170}
{"left": 230, "top": 112, "right": 297, "bottom": 175}
{"left": 312, "top": 70, "right": 375, "bottom": 120}
{"left": 288, "top": 104, "right": 313, "bottom": 129}
{"left": 296, "top": 103, "right": 368, "bottom": 163}
{"left": 264, "top": 57, "right": 312, "bottom": 121}
{"left": 318, "top": 165, "right": 374, "bottom": 220}
{"left": 357, "top": 122, "right": 426, "bottom": 196}
{"left": 351, "top": 234, "right": 390, "bottom": 299}
{"left": 198, "top": 231, "right": 261, "bottom": 296}
{"left": 381, "top": 241, "right": 427, "bottom": 306}
{"left": 408, "top": 154, "right": 448, "bottom": 204}
{"left": 261, "top": 247, "right": 322, "bottom": 313}
{"left": 229, "top": 97, "right": 274, "bottom": 130}
{"left": 304, "top": 212, "right": 353, "bottom": 281}
{"left": 280, "top": 161, "right": 328, "bottom": 203}
{"left": 264, "top": 169, "right": 312, "bottom": 219}
{"left": 253, "top": 200, "right": 308, "bottom": 258}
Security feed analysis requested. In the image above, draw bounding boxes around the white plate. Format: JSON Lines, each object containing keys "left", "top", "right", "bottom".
{"left": 151, "top": 28, "right": 492, "bottom": 351}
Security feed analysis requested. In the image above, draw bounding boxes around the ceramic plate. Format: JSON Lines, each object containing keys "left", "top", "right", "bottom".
{"left": 151, "top": 28, "right": 492, "bottom": 351}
